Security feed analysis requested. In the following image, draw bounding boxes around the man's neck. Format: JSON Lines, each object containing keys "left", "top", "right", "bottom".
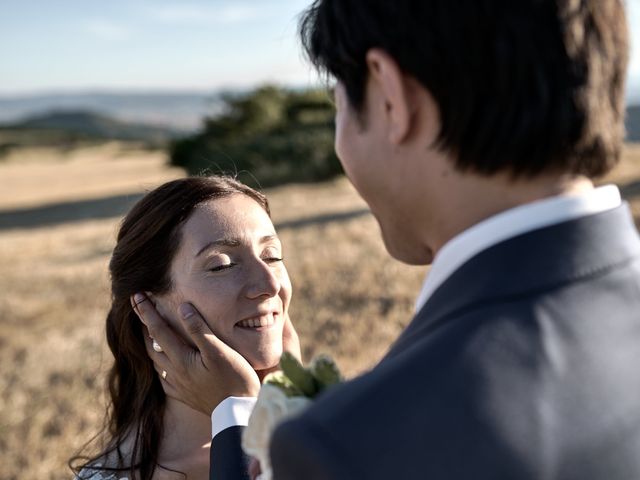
{"left": 426, "top": 170, "right": 594, "bottom": 256}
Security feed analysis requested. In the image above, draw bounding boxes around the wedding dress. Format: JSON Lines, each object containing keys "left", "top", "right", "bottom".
{"left": 74, "top": 464, "right": 128, "bottom": 480}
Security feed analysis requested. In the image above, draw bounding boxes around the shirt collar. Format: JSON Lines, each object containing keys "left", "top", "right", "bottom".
{"left": 415, "top": 184, "right": 622, "bottom": 313}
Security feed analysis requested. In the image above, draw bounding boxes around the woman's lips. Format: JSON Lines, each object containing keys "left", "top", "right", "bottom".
{"left": 236, "top": 312, "right": 278, "bottom": 330}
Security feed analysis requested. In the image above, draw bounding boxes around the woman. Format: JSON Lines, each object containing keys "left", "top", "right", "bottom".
{"left": 71, "top": 176, "right": 294, "bottom": 480}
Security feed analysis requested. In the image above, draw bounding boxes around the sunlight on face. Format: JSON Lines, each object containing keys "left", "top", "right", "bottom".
{"left": 155, "top": 194, "right": 292, "bottom": 370}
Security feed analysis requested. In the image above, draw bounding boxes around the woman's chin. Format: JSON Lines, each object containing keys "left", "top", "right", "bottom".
{"left": 245, "top": 345, "right": 284, "bottom": 372}
{"left": 232, "top": 324, "right": 285, "bottom": 371}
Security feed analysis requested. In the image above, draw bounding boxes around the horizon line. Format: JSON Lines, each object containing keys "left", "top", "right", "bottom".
{"left": 0, "top": 82, "right": 638, "bottom": 106}
{"left": 0, "top": 81, "right": 326, "bottom": 99}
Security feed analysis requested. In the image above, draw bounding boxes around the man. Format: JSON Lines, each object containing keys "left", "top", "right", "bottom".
{"left": 135, "top": 0, "right": 640, "bottom": 478}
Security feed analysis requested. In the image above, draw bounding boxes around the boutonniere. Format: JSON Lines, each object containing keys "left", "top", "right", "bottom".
{"left": 242, "top": 352, "right": 343, "bottom": 480}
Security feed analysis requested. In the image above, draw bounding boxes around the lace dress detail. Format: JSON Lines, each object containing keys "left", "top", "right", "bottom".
{"left": 74, "top": 464, "right": 129, "bottom": 480}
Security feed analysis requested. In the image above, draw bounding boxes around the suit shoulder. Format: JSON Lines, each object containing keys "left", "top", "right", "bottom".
{"left": 271, "top": 417, "right": 357, "bottom": 479}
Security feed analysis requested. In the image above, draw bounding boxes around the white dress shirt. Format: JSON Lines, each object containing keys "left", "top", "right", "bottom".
{"left": 211, "top": 395, "right": 257, "bottom": 438}
{"left": 212, "top": 185, "right": 623, "bottom": 439}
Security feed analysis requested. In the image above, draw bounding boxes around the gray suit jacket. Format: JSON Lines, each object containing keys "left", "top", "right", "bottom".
{"left": 270, "top": 204, "right": 640, "bottom": 479}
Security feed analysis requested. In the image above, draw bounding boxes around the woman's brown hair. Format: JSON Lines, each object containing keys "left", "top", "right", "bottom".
{"left": 70, "top": 176, "right": 269, "bottom": 480}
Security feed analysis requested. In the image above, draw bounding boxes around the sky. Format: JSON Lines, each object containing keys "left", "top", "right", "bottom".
{"left": 1, "top": 0, "right": 639, "bottom": 103}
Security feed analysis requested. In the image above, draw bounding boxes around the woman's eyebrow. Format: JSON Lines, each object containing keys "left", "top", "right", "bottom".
{"left": 260, "top": 234, "right": 280, "bottom": 244}
{"left": 195, "top": 235, "right": 279, "bottom": 257}
{"left": 195, "top": 238, "right": 241, "bottom": 257}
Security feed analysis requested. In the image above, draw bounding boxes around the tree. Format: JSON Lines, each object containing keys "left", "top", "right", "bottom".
{"left": 169, "top": 86, "right": 342, "bottom": 187}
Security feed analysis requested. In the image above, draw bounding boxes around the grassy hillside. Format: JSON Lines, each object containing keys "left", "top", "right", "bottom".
{"left": 1, "top": 143, "right": 639, "bottom": 479}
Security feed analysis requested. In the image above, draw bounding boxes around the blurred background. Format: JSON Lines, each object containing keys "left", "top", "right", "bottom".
{"left": 1, "top": 1, "right": 639, "bottom": 478}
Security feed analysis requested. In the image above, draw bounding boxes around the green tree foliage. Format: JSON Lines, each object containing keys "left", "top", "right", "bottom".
{"left": 169, "top": 85, "right": 342, "bottom": 187}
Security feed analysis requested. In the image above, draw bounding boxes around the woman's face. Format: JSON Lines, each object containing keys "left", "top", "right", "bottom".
{"left": 154, "top": 194, "right": 292, "bottom": 370}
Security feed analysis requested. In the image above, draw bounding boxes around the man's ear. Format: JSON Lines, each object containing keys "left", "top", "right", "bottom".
{"left": 365, "top": 48, "right": 415, "bottom": 144}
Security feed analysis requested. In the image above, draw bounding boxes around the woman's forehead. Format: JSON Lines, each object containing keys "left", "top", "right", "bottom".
{"left": 195, "top": 194, "right": 267, "bottom": 215}
{"left": 181, "top": 196, "right": 277, "bottom": 250}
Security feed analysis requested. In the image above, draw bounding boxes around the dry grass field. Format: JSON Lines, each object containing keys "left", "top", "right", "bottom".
{"left": 1, "top": 142, "right": 640, "bottom": 479}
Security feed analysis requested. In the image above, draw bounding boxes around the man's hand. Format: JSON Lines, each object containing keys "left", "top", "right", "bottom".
{"left": 131, "top": 293, "right": 261, "bottom": 415}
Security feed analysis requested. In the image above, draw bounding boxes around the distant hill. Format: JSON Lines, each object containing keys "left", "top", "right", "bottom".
{"left": 0, "top": 110, "right": 185, "bottom": 152}
{"left": 11, "top": 110, "right": 182, "bottom": 142}
{"left": 626, "top": 105, "right": 640, "bottom": 142}
{"left": 0, "top": 91, "right": 221, "bottom": 131}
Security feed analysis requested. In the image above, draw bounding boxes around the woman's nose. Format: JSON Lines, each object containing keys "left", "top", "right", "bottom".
{"left": 244, "top": 259, "right": 280, "bottom": 299}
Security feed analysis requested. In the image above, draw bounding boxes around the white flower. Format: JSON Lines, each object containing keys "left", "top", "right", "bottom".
{"left": 242, "top": 384, "right": 312, "bottom": 480}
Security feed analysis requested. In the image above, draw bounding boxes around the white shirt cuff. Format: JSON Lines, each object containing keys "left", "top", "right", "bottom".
{"left": 211, "top": 396, "right": 257, "bottom": 439}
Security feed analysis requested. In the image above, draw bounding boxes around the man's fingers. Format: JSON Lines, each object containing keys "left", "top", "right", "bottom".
{"left": 160, "top": 380, "right": 181, "bottom": 402}
{"left": 131, "top": 293, "right": 190, "bottom": 364}
{"left": 151, "top": 359, "right": 170, "bottom": 380}
{"left": 143, "top": 335, "right": 172, "bottom": 371}
{"left": 156, "top": 370, "right": 179, "bottom": 399}
{"left": 144, "top": 342, "right": 180, "bottom": 398}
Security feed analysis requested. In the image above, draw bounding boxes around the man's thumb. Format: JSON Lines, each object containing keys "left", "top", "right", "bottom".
{"left": 179, "top": 303, "right": 208, "bottom": 336}
{"left": 178, "top": 302, "right": 227, "bottom": 356}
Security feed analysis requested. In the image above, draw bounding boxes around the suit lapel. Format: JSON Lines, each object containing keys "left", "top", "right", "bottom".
{"left": 384, "top": 204, "right": 640, "bottom": 360}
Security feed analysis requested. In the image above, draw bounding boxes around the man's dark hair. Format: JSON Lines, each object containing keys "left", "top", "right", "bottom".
{"left": 300, "top": 0, "right": 629, "bottom": 178}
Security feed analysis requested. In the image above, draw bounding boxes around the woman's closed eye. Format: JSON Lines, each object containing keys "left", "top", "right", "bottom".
{"left": 209, "top": 257, "right": 280, "bottom": 272}
{"left": 262, "top": 247, "right": 283, "bottom": 264}
{"left": 263, "top": 256, "right": 283, "bottom": 264}
{"left": 209, "top": 262, "right": 236, "bottom": 272}
{"left": 206, "top": 253, "right": 235, "bottom": 272}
